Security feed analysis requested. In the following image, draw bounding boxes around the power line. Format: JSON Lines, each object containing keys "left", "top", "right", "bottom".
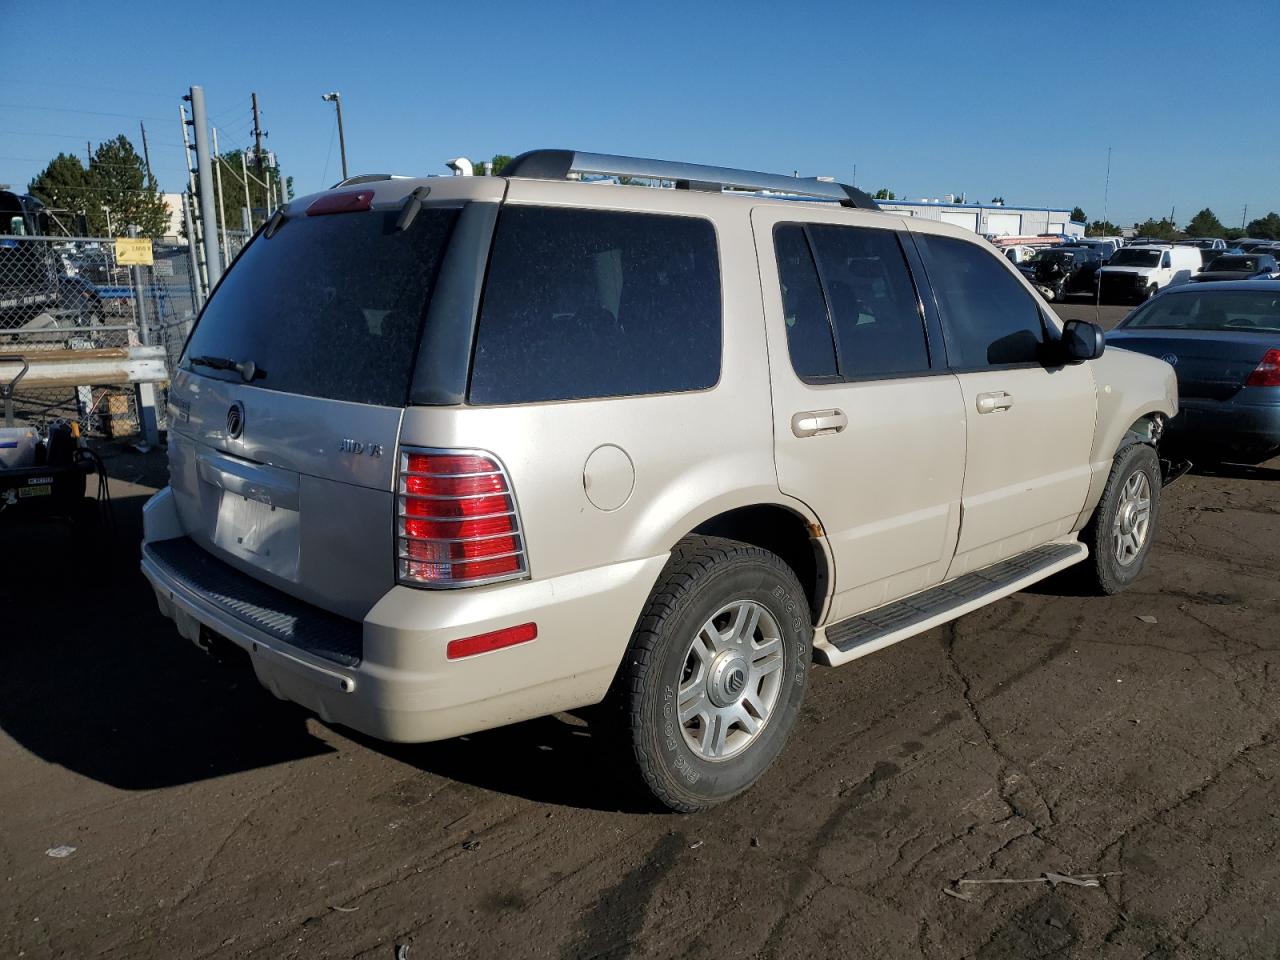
{"left": 0, "top": 101, "right": 171, "bottom": 122}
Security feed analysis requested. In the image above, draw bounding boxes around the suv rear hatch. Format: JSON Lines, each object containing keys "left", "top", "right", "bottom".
{"left": 164, "top": 181, "right": 494, "bottom": 621}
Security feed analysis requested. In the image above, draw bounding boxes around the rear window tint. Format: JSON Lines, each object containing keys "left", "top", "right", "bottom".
{"left": 182, "top": 207, "right": 458, "bottom": 406}
{"left": 806, "top": 223, "right": 930, "bottom": 377}
{"left": 468, "top": 206, "right": 721, "bottom": 405}
{"left": 774, "top": 224, "right": 839, "bottom": 380}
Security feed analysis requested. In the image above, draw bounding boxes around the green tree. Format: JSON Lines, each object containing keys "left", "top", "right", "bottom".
{"left": 487, "top": 154, "right": 513, "bottom": 175}
{"left": 1071, "top": 206, "right": 1087, "bottom": 223}
{"left": 990, "top": 196, "right": 1005, "bottom": 204}
{"left": 1184, "top": 207, "right": 1226, "bottom": 238}
{"left": 872, "top": 187, "right": 896, "bottom": 200}
{"left": 1245, "top": 211, "right": 1280, "bottom": 239}
{"left": 1132, "top": 218, "right": 1181, "bottom": 241}
{"left": 1224, "top": 226, "right": 1246, "bottom": 241}
{"left": 89, "top": 135, "right": 168, "bottom": 237}
{"left": 27, "top": 153, "right": 95, "bottom": 233}
{"left": 1086, "top": 219, "right": 1122, "bottom": 236}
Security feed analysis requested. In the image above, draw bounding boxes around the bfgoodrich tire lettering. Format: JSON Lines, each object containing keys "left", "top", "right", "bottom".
{"left": 617, "top": 535, "right": 811, "bottom": 812}
{"left": 1081, "top": 443, "right": 1161, "bottom": 595}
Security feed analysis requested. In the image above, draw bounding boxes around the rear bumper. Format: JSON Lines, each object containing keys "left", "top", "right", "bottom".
{"left": 140, "top": 486, "right": 667, "bottom": 743}
{"left": 1166, "top": 395, "right": 1280, "bottom": 463}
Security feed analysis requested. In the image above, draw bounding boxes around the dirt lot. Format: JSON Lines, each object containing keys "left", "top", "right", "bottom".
{"left": 4, "top": 305, "right": 1280, "bottom": 959}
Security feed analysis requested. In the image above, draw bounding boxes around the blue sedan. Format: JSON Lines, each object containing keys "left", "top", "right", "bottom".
{"left": 1107, "top": 280, "right": 1280, "bottom": 465}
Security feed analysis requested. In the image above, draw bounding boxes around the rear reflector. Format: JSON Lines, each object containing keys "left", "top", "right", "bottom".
{"left": 446, "top": 622, "right": 537, "bottom": 660}
{"left": 397, "top": 447, "right": 528, "bottom": 588}
{"left": 1246, "top": 348, "right": 1280, "bottom": 387}
{"left": 306, "top": 190, "right": 374, "bottom": 216}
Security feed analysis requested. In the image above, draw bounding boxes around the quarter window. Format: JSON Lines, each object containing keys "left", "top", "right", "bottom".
{"left": 469, "top": 206, "right": 721, "bottom": 404}
{"left": 915, "top": 234, "right": 1045, "bottom": 367}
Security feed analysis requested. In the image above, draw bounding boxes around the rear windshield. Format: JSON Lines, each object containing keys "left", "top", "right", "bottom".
{"left": 1109, "top": 248, "right": 1161, "bottom": 267}
{"left": 182, "top": 207, "right": 458, "bottom": 406}
{"left": 1121, "top": 289, "right": 1280, "bottom": 333}
{"left": 1208, "top": 256, "right": 1256, "bottom": 271}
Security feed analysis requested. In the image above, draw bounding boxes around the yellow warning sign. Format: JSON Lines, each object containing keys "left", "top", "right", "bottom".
{"left": 115, "top": 237, "right": 154, "bottom": 266}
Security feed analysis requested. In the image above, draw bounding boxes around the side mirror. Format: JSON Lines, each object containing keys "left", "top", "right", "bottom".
{"left": 1061, "top": 319, "right": 1105, "bottom": 363}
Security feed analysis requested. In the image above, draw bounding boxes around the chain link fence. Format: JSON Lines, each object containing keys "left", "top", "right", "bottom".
{"left": 1, "top": 231, "right": 244, "bottom": 442}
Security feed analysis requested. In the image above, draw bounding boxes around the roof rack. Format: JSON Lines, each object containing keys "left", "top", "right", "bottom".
{"left": 501, "top": 150, "right": 880, "bottom": 210}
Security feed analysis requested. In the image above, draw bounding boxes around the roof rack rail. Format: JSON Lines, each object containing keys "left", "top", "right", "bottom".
{"left": 501, "top": 150, "right": 880, "bottom": 210}
{"left": 331, "top": 173, "right": 403, "bottom": 188}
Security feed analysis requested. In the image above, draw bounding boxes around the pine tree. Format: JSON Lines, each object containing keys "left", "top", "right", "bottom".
{"left": 90, "top": 135, "right": 169, "bottom": 237}
{"left": 27, "top": 153, "right": 95, "bottom": 231}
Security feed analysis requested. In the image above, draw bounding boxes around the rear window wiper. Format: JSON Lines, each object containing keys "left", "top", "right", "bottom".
{"left": 188, "top": 354, "right": 265, "bottom": 382}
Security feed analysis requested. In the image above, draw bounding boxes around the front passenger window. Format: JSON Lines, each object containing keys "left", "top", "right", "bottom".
{"left": 915, "top": 234, "right": 1045, "bottom": 368}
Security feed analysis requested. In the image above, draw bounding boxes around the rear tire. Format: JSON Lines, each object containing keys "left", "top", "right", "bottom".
{"left": 614, "top": 535, "right": 811, "bottom": 812}
{"left": 1145, "top": 283, "right": 1159, "bottom": 300}
{"left": 1081, "top": 443, "right": 1161, "bottom": 595}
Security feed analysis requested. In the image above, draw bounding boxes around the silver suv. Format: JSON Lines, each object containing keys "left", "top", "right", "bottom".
{"left": 142, "top": 150, "right": 1178, "bottom": 811}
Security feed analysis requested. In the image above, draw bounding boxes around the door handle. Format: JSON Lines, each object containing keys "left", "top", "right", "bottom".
{"left": 975, "top": 391, "right": 1014, "bottom": 415}
{"left": 791, "top": 409, "right": 847, "bottom": 437}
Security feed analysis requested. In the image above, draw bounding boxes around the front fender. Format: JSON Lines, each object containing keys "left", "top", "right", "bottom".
{"left": 1072, "top": 345, "right": 1178, "bottom": 530}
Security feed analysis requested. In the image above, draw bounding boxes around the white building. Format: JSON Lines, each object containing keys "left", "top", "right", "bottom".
{"left": 874, "top": 199, "right": 1085, "bottom": 239}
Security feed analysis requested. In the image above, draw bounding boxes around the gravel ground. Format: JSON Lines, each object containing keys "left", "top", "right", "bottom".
{"left": 3, "top": 314, "right": 1279, "bottom": 959}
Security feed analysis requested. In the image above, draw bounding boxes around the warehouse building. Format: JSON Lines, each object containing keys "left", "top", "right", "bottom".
{"left": 873, "top": 199, "right": 1085, "bottom": 239}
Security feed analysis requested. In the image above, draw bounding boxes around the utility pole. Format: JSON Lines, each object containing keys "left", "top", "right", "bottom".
{"left": 86, "top": 140, "right": 92, "bottom": 166}
{"left": 179, "top": 102, "right": 208, "bottom": 296}
{"left": 1242, "top": 204, "right": 1248, "bottom": 230}
{"left": 1101, "top": 146, "right": 1112, "bottom": 227}
{"left": 251, "top": 91, "right": 265, "bottom": 202}
{"left": 139, "top": 121, "right": 153, "bottom": 182}
{"left": 188, "top": 85, "right": 223, "bottom": 287}
{"left": 321, "top": 92, "right": 348, "bottom": 181}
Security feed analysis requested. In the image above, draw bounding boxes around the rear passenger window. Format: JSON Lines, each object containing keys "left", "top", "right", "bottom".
{"left": 774, "top": 225, "right": 838, "bottom": 380}
{"left": 469, "top": 206, "right": 721, "bottom": 404}
{"left": 806, "top": 224, "right": 930, "bottom": 377}
{"left": 772, "top": 222, "right": 930, "bottom": 382}
{"left": 915, "top": 234, "right": 1045, "bottom": 367}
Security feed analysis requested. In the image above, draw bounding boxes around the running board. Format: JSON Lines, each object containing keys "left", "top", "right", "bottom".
{"left": 814, "top": 540, "right": 1088, "bottom": 667}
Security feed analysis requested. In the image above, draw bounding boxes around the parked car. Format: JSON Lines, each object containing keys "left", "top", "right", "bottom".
{"left": 1098, "top": 244, "right": 1202, "bottom": 303}
{"left": 1107, "top": 281, "right": 1280, "bottom": 464}
{"left": 1191, "top": 253, "right": 1279, "bottom": 282}
{"left": 1002, "top": 243, "right": 1039, "bottom": 265}
{"left": 1065, "top": 238, "right": 1120, "bottom": 260}
{"left": 139, "top": 149, "right": 1178, "bottom": 811}
{"left": 1177, "top": 238, "right": 1227, "bottom": 251}
{"left": 1021, "top": 246, "right": 1104, "bottom": 300}
{"left": 1232, "top": 239, "right": 1273, "bottom": 253}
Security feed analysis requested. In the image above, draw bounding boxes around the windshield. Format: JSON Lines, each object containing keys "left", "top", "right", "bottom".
{"left": 1120, "top": 289, "right": 1280, "bottom": 333}
{"left": 1109, "top": 248, "right": 1161, "bottom": 267}
{"left": 182, "top": 206, "right": 459, "bottom": 406}
{"left": 1208, "top": 256, "right": 1257, "bottom": 272}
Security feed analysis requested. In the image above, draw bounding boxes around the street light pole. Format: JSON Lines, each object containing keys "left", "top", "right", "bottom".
{"left": 321, "top": 92, "right": 348, "bottom": 181}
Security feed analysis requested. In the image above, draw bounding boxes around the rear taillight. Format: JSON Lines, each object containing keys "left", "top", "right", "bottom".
{"left": 396, "top": 448, "right": 528, "bottom": 587}
{"left": 1246, "top": 349, "right": 1280, "bottom": 387}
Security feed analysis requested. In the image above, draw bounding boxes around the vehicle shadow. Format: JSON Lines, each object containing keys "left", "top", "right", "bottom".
{"left": 1189, "top": 461, "right": 1280, "bottom": 482}
{"left": 1, "top": 491, "right": 654, "bottom": 811}
{"left": 0, "top": 495, "right": 333, "bottom": 791}
{"left": 352, "top": 706, "right": 662, "bottom": 814}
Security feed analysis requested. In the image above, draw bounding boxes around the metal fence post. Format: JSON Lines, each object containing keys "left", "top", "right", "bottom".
{"left": 127, "top": 227, "right": 160, "bottom": 447}
{"left": 189, "top": 85, "right": 223, "bottom": 288}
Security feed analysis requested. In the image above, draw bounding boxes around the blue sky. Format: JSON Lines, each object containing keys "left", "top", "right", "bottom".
{"left": 3, "top": 0, "right": 1275, "bottom": 229}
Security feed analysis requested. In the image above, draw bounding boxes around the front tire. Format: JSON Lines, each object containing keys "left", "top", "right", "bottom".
{"left": 616, "top": 536, "right": 811, "bottom": 812}
{"left": 1081, "top": 443, "right": 1161, "bottom": 594}
{"left": 1145, "top": 283, "right": 1159, "bottom": 301}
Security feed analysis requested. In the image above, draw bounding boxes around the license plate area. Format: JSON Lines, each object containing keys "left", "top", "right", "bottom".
{"left": 18, "top": 484, "right": 51, "bottom": 498}
{"left": 210, "top": 489, "right": 301, "bottom": 580}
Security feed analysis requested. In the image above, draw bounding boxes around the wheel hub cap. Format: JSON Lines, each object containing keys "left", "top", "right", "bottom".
{"left": 1112, "top": 469, "right": 1152, "bottom": 567}
{"left": 677, "top": 599, "right": 786, "bottom": 762}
